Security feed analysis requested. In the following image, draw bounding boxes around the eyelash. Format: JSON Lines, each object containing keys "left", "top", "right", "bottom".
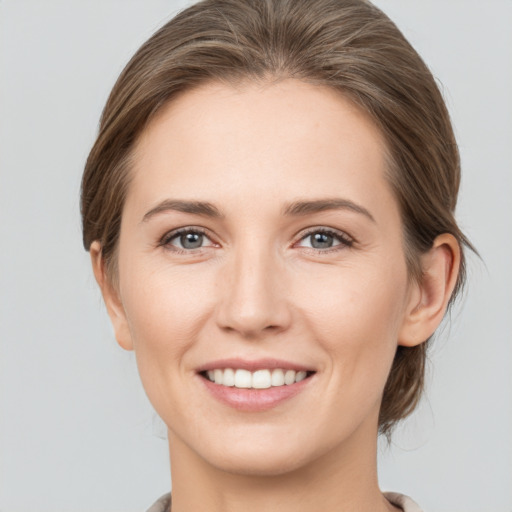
{"left": 158, "top": 227, "right": 354, "bottom": 254}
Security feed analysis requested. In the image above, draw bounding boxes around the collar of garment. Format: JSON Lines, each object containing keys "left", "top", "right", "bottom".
{"left": 145, "top": 491, "right": 423, "bottom": 512}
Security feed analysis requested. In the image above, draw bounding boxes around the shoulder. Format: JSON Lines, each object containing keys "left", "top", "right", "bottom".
{"left": 146, "top": 492, "right": 172, "bottom": 512}
{"left": 384, "top": 492, "right": 423, "bottom": 512}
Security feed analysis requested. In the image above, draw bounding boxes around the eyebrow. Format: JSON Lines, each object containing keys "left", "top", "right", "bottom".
{"left": 142, "top": 199, "right": 224, "bottom": 222}
{"left": 283, "top": 198, "right": 375, "bottom": 222}
{"left": 142, "top": 197, "right": 375, "bottom": 223}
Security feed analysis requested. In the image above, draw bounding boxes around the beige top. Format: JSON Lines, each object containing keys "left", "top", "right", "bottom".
{"left": 146, "top": 492, "right": 423, "bottom": 512}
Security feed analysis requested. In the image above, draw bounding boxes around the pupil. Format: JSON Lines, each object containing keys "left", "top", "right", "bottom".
{"left": 180, "top": 232, "right": 203, "bottom": 249}
{"left": 311, "top": 232, "right": 333, "bottom": 249}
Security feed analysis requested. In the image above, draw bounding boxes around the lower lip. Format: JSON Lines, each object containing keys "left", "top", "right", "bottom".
{"left": 199, "top": 375, "right": 313, "bottom": 412}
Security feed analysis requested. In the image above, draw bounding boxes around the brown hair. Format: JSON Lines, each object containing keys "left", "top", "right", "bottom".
{"left": 81, "top": 0, "right": 473, "bottom": 436}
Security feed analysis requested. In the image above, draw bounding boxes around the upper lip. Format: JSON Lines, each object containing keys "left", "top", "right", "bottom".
{"left": 196, "top": 358, "right": 315, "bottom": 373}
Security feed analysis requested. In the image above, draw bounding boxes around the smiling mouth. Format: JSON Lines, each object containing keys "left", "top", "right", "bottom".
{"left": 200, "top": 368, "right": 316, "bottom": 389}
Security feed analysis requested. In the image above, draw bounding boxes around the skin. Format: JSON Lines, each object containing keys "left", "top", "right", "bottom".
{"left": 91, "top": 79, "right": 460, "bottom": 512}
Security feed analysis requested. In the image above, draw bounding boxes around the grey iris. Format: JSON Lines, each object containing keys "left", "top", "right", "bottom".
{"left": 181, "top": 232, "right": 203, "bottom": 249}
{"left": 311, "top": 232, "right": 334, "bottom": 249}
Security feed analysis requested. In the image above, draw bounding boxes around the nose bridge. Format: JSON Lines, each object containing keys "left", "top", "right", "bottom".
{"left": 216, "top": 236, "right": 290, "bottom": 337}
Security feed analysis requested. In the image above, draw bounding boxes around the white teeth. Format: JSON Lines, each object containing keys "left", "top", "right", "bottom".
{"left": 234, "top": 369, "right": 252, "bottom": 388}
{"left": 271, "top": 369, "right": 285, "bottom": 386}
{"left": 223, "top": 368, "right": 235, "bottom": 387}
{"left": 204, "top": 368, "right": 311, "bottom": 388}
{"left": 252, "top": 370, "right": 272, "bottom": 389}
{"left": 284, "top": 370, "right": 296, "bottom": 385}
{"left": 295, "top": 371, "right": 307, "bottom": 383}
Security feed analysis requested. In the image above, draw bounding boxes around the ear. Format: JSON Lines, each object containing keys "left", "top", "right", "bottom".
{"left": 90, "top": 241, "right": 134, "bottom": 351}
{"left": 398, "top": 234, "right": 461, "bottom": 347}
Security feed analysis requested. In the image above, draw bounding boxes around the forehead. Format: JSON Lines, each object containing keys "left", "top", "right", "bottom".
{"left": 128, "top": 79, "right": 395, "bottom": 218}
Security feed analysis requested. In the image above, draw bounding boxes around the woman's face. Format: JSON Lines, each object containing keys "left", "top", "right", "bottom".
{"left": 109, "top": 79, "right": 419, "bottom": 475}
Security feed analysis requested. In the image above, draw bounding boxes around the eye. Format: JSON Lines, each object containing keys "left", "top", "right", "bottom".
{"left": 296, "top": 228, "right": 353, "bottom": 251}
{"left": 160, "top": 228, "right": 216, "bottom": 251}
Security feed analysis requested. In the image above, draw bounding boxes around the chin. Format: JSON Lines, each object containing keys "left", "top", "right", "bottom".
{"left": 208, "top": 447, "right": 311, "bottom": 477}
{"left": 189, "top": 424, "right": 333, "bottom": 478}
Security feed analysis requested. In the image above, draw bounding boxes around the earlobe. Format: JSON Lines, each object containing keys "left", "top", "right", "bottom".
{"left": 90, "top": 241, "right": 134, "bottom": 351}
{"left": 398, "top": 234, "right": 461, "bottom": 347}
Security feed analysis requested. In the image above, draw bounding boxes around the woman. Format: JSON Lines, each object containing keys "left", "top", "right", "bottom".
{"left": 81, "top": 0, "right": 471, "bottom": 510}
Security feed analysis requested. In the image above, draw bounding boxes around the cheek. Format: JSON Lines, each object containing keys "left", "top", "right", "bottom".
{"left": 294, "top": 259, "right": 409, "bottom": 381}
{"left": 120, "top": 258, "right": 217, "bottom": 369}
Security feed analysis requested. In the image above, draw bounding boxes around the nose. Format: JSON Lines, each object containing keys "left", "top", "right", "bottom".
{"left": 215, "top": 243, "right": 292, "bottom": 339}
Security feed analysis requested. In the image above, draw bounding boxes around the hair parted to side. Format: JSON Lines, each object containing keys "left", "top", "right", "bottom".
{"left": 81, "top": 0, "right": 473, "bottom": 436}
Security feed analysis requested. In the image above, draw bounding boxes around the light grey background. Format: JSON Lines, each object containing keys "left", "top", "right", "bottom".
{"left": 1, "top": 1, "right": 510, "bottom": 511}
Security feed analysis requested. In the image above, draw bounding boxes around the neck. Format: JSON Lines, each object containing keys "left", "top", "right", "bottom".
{"left": 167, "top": 420, "right": 397, "bottom": 512}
